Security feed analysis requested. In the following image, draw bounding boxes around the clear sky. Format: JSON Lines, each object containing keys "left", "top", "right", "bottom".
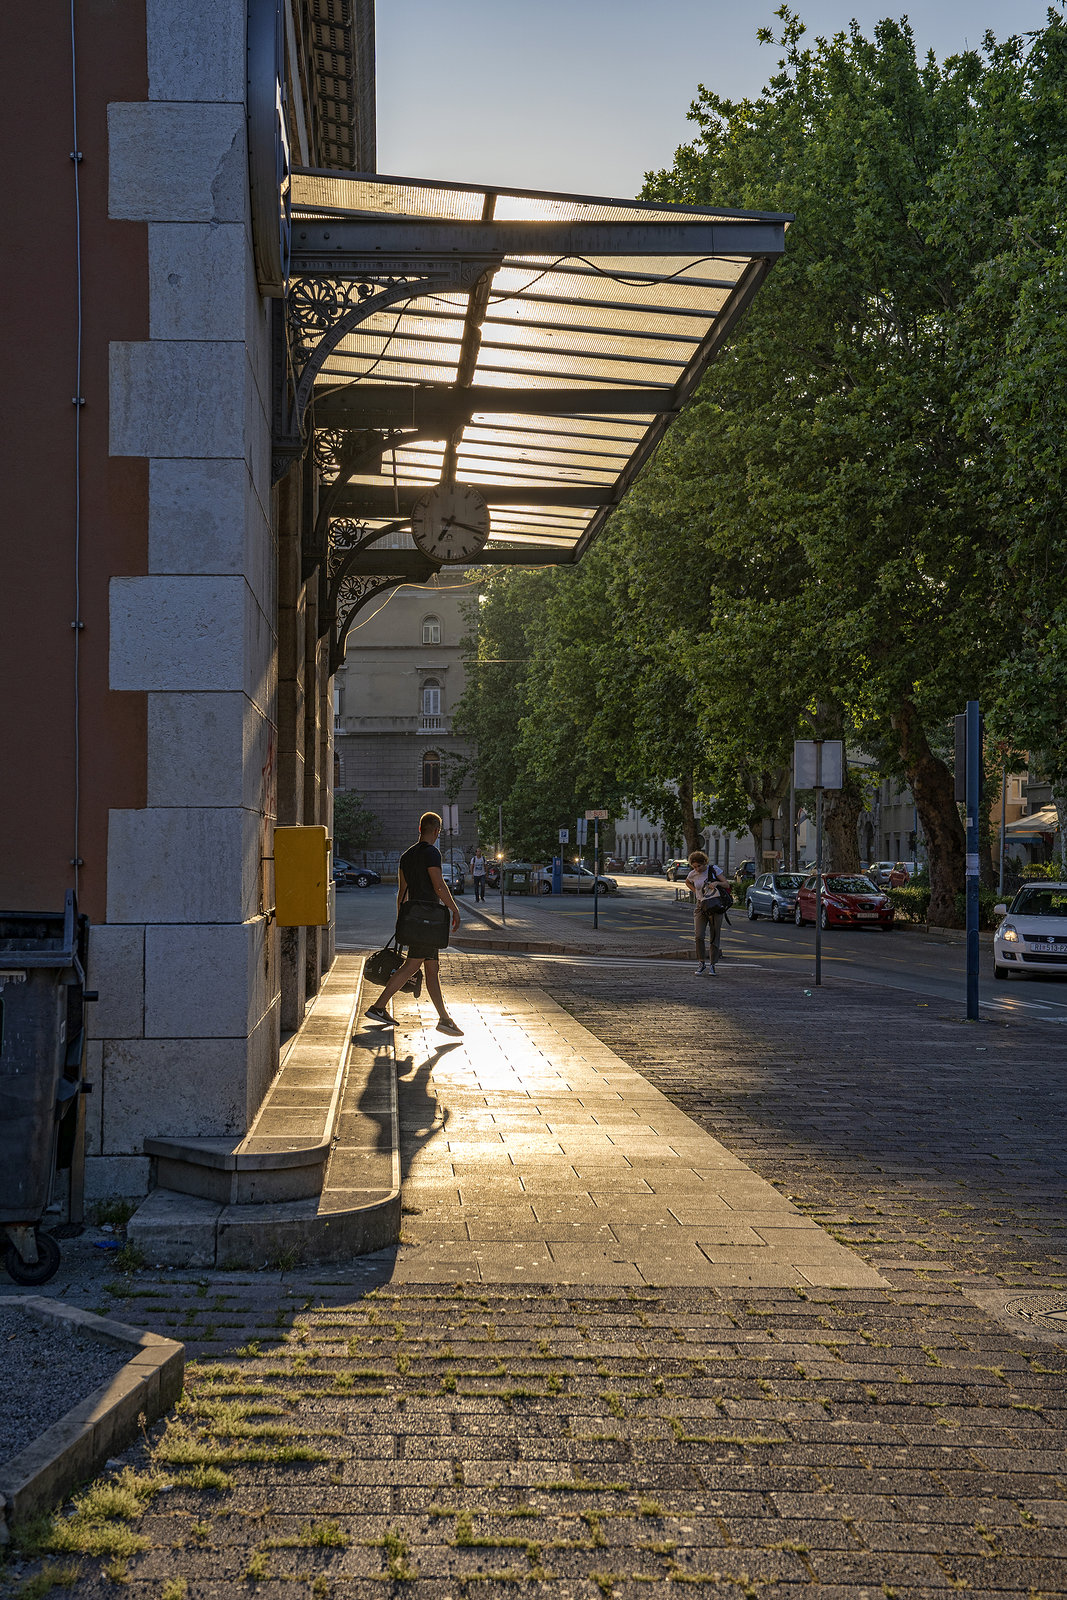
{"left": 376, "top": 0, "right": 1060, "bottom": 197}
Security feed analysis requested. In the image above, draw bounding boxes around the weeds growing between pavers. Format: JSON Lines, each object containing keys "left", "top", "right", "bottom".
{"left": 4, "top": 1285, "right": 1067, "bottom": 1600}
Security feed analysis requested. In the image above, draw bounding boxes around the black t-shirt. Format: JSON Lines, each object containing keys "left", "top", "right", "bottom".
{"left": 399, "top": 840, "right": 442, "bottom": 905}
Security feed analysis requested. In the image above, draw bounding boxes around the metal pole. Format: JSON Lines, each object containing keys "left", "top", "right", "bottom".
{"left": 966, "top": 699, "right": 981, "bottom": 1021}
{"left": 593, "top": 819, "right": 599, "bottom": 930}
{"left": 814, "top": 741, "right": 824, "bottom": 987}
{"left": 997, "top": 765, "right": 1007, "bottom": 899}
{"left": 788, "top": 782, "right": 796, "bottom": 872}
{"left": 498, "top": 802, "right": 506, "bottom": 927}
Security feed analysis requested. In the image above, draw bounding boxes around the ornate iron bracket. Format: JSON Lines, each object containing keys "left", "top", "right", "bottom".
{"left": 331, "top": 573, "right": 407, "bottom": 675}
{"left": 273, "top": 263, "right": 485, "bottom": 481}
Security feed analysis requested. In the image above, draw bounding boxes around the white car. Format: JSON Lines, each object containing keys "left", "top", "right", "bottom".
{"left": 992, "top": 881, "right": 1067, "bottom": 979}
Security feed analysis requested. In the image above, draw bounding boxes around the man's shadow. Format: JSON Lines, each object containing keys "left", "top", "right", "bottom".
{"left": 393, "top": 1041, "right": 459, "bottom": 1180}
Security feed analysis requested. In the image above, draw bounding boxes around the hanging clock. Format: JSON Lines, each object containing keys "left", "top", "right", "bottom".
{"left": 411, "top": 484, "right": 490, "bottom": 562}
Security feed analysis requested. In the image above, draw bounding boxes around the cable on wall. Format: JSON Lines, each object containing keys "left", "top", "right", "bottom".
{"left": 69, "top": 0, "right": 85, "bottom": 898}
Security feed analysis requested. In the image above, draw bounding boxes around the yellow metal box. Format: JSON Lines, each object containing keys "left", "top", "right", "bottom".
{"left": 274, "top": 826, "right": 331, "bottom": 927}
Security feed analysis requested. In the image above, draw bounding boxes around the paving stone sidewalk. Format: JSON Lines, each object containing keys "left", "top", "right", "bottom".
{"left": 3, "top": 954, "right": 1066, "bottom": 1600}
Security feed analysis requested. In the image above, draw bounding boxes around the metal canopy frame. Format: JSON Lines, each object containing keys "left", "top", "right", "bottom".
{"left": 276, "top": 168, "right": 790, "bottom": 661}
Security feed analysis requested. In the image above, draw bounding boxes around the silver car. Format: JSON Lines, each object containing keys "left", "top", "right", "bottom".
{"left": 745, "top": 871, "right": 805, "bottom": 922}
{"left": 536, "top": 864, "right": 618, "bottom": 895}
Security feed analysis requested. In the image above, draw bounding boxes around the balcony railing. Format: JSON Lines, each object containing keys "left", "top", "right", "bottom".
{"left": 419, "top": 715, "right": 445, "bottom": 732}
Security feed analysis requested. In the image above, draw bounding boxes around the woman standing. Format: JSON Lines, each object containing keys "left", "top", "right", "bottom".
{"left": 684, "top": 849, "right": 728, "bottom": 975}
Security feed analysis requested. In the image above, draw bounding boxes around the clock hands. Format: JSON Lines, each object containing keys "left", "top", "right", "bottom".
{"left": 441, "top": 516, "right": 487, "bottom": 538}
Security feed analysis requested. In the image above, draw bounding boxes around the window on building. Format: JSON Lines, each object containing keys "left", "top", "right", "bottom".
{"left": 422, "top": 615, "right": 441, "bottom": 644}
{"left": 421, "top": 750, "right": 441, "bottom": 788}
{"left": 422, "top": 680, "right": 441, "bottom": 717}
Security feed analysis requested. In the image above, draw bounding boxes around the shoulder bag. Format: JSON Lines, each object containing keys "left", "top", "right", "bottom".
{"left": 396, "top": 897, "right": 451, "bottom": 949}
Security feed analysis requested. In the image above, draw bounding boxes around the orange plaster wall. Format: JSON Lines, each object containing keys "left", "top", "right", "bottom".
{"left": 0, "top": 0, "right": 149, "bottom": 924}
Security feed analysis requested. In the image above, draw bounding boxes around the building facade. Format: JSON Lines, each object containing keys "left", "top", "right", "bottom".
{"left": 335, "top": 570, "right": 478, "bottom": 867}
{"left": 2, "top": 0, "right": 373, "bottom": 1201}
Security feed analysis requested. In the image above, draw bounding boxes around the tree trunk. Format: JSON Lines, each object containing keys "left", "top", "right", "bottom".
{"left": 892, "top": 699, "right": 965, "bottom": 925}
{"left": 823, "top": 778, "right": 864, "bottom": 872}
{"left": 1053, "top": 779, "right": 1067, "bottom": 874}
{"left": 678, "top": 775, "right": 701, "bottom": 855}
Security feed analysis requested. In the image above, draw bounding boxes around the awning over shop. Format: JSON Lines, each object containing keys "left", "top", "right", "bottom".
{"left": 1004, "top": 804, "right": 1060, "bottom": 839}
{"left": 277, "top": 170, "right": 790, "bottom": 659}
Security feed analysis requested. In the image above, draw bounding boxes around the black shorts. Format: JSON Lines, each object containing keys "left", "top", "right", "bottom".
{"left": 406, "top": 941, "right": 444, "bottom": 961}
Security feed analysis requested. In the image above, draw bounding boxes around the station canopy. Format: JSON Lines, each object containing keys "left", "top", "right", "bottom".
{"left": 289, "top": 170, "right": 790, "bottom": 565}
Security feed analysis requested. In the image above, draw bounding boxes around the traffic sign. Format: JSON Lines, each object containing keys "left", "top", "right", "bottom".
{"left": 793, "top": 739, "right": 843, "bottom": 790}
{"left": 558, "top": 827, "right": 569, "bottom": 843}
{"left": 585, "top": 809, "right": 609, "bottom": 819}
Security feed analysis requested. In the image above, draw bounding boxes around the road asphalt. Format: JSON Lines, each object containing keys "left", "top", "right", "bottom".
{"left": 2, "top": 884, "right": 1065, "bottom": 1599}
{"left": 336, "top": 876, "right": 1067, "bottom": 1029}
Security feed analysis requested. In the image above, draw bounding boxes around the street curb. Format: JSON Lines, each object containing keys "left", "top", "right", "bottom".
{"left": 452, "top": 935, "right": 690, "bottom": 959}
{"left": 904, "top": 925, "right": 996, "bottom": 948}
{"left": 0, "top": 1298, "right": 183, "bottom": 1534}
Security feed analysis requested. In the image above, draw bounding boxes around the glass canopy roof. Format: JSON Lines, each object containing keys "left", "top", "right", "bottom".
{"left": 288, "top": 170, "right": 790, "bottom": 562}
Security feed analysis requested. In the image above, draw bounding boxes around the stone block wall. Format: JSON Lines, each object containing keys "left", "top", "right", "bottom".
{"left": 92, "top": 0, "right": 279, "bottom": 1197}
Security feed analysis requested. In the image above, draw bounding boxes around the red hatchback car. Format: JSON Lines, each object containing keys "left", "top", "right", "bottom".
{"left": 795, "top": 873, "right": 894, "bottom": 930}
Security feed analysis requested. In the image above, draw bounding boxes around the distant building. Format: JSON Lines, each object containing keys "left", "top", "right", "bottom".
{"left": 335, "top": 567, "right": 478, "bottom": 869}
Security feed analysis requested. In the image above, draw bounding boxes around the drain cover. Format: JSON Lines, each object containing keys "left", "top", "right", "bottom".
{"left": 1003, "top": 1293, "right": 1067, "bottom": 1330}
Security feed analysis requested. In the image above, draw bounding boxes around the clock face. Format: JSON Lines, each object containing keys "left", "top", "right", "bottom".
{"left": 411, "top": 484, "right": 490, "bottom": 562}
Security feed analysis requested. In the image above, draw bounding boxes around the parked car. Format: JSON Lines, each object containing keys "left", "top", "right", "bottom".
{"left": 624, "top": 856, "right": 654, "bottom": 874}
{"left": 440, "top": 862, "right": 466, "bottom": 895}
{"left": 333, "top": 859, "right": 381, "bottom": 888}
{"left": 745, "top": 872, "right": 805, "bottom": 922}
{"left": 664, "top": 859, "right": 692, "bottom": 882}
{"left": 992, "top": 881, "right": 1067, "bottom": 979}
{"left": 732, "top": 859, "right": 757, "bottom": 884}
{"left": 795, "top": 873, "right": 893, "bottom": 930}
{"left": 868, "top": 860, "right": 911, "bottom": 887}
{"left": 485, "top": 860, "right": 501, "bottom": 889}
{"left": 535, "top": 863, "right": 618, "bottom": 895}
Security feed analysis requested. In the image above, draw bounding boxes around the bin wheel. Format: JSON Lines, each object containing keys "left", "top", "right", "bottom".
{"left": 5, "top": 1230, "right": 61, "bottom": 1286}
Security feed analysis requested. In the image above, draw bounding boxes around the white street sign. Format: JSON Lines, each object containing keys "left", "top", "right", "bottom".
{"left": 794, "top": 738, "right": 844, "bottom": 790}
{"left": 558, "top": 828, "right": 570, "bottom": 843}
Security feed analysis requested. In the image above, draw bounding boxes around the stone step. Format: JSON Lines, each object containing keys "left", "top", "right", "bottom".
{"left": 143, "top": 960, "right": 361, "bottom": 1204}
{"left": 128, "top": 955, "right": 401, "bottom": 1269}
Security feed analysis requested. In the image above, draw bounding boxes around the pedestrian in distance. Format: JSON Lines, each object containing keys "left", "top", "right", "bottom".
{"left": 366, "top": 812, "right": 464, "bottom": 1035}
{"left": 685, "top": 849, "right": 728, "bottom": 975}
{"left": 470, "top": 846, "right": 487, "bottom": 902}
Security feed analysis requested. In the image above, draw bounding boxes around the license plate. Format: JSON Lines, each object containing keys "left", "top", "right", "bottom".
{"left": 1047, "top": 943, "right": 1067, "bottom": 954}
{"left": 856, "top": 912, "right": 878, "bottom": 919}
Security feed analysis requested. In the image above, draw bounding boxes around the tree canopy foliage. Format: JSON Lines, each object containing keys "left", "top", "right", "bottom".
{"left": 456, "top": 8, "right": 1067, "bottom": 918}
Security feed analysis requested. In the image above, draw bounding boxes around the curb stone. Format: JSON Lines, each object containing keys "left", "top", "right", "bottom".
{"left": 0, "top": 1297, "right": 183, "bottom": 1532}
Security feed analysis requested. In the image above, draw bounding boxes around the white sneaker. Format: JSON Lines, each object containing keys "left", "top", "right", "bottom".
{"left": 694, "top": 963, "right": 706, "bottom": 975}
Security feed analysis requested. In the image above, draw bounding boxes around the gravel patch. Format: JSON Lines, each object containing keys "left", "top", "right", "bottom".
{"left": 0, "top": 1306, "right": 127, "bottom": 1464}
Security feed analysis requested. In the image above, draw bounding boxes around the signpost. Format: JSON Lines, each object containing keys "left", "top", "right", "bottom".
{"left": 955, "top": 704, "right": 982, "bottom": 1022}
{"left": 498, "top": 802, "right": 505, "bottom": 926}
{"left": 793, "top": 739, "right": 844, "bottom": 987}
{"left": 586, "top": 810, "right": 609, "bottom": 930}
{"left": 443, "top": 802, "right": 459, "bottom": 883}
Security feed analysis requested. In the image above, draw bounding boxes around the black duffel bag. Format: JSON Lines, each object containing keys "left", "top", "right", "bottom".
{"left": 364, "top": 937, "right": 404, "bottom": 988}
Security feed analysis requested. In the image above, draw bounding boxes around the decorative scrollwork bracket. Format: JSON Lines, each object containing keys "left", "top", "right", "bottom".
{"left": 273, "top": 262, "right": 485, "bottom": 482}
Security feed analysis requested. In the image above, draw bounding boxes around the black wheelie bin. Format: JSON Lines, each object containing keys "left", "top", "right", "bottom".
{"left": 0, "top": 892, "right": 94, "bottom": 1284}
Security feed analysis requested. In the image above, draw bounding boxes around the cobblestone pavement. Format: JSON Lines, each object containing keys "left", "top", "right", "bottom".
{"left": 3, "top": 954, "right": 1066, "bottom": 1600}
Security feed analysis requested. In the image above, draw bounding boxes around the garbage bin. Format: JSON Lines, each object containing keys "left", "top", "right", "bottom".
{"left": 503, "top": 864, "right": 532, "bottom": 895}
{"left": 0, "top": 892, "right": 93, "bottom": 1285}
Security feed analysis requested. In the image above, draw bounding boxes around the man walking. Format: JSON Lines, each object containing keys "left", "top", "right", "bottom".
{"left": 367, "top": 812, "right": 463, "bottom": 1035}
{"left": 470, "top": 846, "right": 487, "bottom": 901}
